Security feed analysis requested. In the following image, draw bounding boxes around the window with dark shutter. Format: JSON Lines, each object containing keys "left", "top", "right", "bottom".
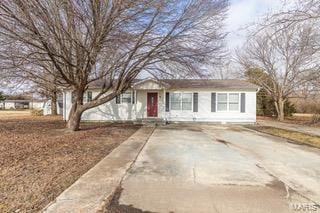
{"left": 241, "top": 93, "right": 246, "bottom": 113}
{"left": 193, "top": 93, "right": 198, "bottom": 112}
{"left": 132, "top": 91, "right": 135, "bottom": 104}
{"left": 121, "top": 91, "right": 132, "bottom": 103}
{"left": 165, "top": 92, "right": 170, "bottom": 112}
{"left": 211, "top": 93, "right": 216, "bottom": 112}
{"left": 87, "top": 91, "right": 92, "bottom": 102}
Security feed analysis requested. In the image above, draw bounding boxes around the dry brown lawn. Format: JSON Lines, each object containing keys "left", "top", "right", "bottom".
{"left": 258, "top": 114, "right": 320, "bottom": 128}
{"left": 0, "top": 114, "right": 140, "bottom": 212}
{"left": 248, "top": 126, "right": 320, "bottom": 149}
{"left": 0, "top": 110, "right": 32, "bottom": 118}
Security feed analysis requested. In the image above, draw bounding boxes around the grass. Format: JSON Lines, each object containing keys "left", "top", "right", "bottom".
{"left": 248, "top": 125, "right": 320, "bottom": 149}
{"left": 0, "top": 115, "right": 140, "bottom": 212}
{"left": 258, "top": 114, "right": 320, "bottom": 128}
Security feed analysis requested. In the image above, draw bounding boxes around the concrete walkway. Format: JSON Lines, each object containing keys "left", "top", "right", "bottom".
{"left": 113, "top": 124, "right": 320, "bottom": 213}
{"left": 258, "top": 119, "right": 320, "bottom": 136}
{"left": 43, "top": 126, "right": 154, "bottom": 213}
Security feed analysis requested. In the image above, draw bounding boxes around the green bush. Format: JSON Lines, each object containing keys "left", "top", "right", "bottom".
{"left": 0, "top": 91, "right": 6, "bottom": 101}
{"left": 284, "top": 101, "right": 296, "bottom": 117}
{"left": 257, "top": 89, "right": 296, "bottom": 117}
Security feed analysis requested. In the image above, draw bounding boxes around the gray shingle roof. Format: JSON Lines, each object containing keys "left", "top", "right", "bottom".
{"left": 162, "top": 79, "right": 258, "bottom": 90}
{"left": 88, "top": 79, "right": 258, "bottom": 90}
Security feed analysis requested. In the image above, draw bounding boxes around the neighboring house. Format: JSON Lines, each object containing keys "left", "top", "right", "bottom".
{"left": 0, "top": 99, "right": 44, "bottom": 110}
{"left": 43, "top": 99, "right": 63, "bottom": 115}
{"left": 62, "top": 79, "right": 259, "bottom": 123}
{"left": 30, "top": 100, "right": 45, "bottom": 110}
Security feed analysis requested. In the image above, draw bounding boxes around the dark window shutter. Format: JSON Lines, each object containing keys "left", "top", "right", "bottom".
{"left": 211, "top": 93, "right": 216, "bottom": 112}
{"left": 132, "top": 91, "right": 135, "bottom": 104}
{"left": 193, "top": 93, "right": 198, "bottom": 112}
{"left": 165, "top": 92, "right": 170, "bottom": 112}
{"left": 241, "top": 93, "right": 246, "bottom": 113}
{"left": 116, "top": 95, "right": 120, "bottom": 104}
{"left": 87, "top": 91, "right": 92, "bottom": 102}
{"left": 71, "top": 92, "right": 76, "bottom": 103}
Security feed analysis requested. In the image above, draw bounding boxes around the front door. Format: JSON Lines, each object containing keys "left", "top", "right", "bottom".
{"left": 147, "top": 93, "right": 158, "bottom": 117}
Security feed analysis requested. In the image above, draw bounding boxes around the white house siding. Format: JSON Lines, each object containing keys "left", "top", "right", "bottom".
{"left": 63, "top": 89, "right": 164, "bottom": 121}
{"left": 63, "top": 90, "right": 127, "bottom": 121}
{"left": 4, "top": 102, "right": 15, "bottom": 109}
{"left": 43, "top": 100, "right": 62, "bottom": 115}
{"left": 63, "top": 88, "right": 256, "bottom": 123}
{"left": 165, "top": 89, "right": 256, "bottom": 123}
{"left": 31, "top": 101, "right": 44, "bottom": 110}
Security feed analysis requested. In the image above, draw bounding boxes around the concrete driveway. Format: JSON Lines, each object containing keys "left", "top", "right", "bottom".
{"left": 113, "top": 124, "right": 320, "bottom": 213}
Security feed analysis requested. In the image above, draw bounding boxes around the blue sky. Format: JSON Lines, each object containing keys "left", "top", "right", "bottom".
{"left": 226, "top": 0, "right": 289, "bottom": 50}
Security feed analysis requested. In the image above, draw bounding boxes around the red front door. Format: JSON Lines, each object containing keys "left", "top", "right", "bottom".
{"left": 147, "top": 93, "right": 158, "bottom": 117}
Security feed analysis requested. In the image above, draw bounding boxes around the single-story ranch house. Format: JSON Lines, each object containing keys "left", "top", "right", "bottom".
{"left": 62, "top": 79, "right": 259, "bottom": 123}
{"left": 0, "top": 99, "right": 44, "bottom": 110}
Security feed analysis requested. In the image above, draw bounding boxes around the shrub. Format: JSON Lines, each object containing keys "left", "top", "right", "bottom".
{"left": 284, "top": 101, "right": 296, "bottom": 117}
{"left": 312, "top": 114, "right": 320, "bottom": 124}
{"left": 291, "top": 97, "right": 320, "bottom": 114}
{"left": 256, "top": 89, "right": 296, "bottom": 117}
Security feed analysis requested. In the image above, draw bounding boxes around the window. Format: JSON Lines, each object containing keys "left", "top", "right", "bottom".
{"left": 83, "top": 91, "right": 93, "bottom": 103}
{"left": 182, "top": 93, "right": 192, "bottom": 110}
{"left": 229, "top": 93, "right": 239, "bottom": 111}
{"left": 217, "top": 93, "right": 228, "bottom": 111}
{"left": 170, "top": 93, "right": 192, "bottom": 111}
{"left": 170, "top": 93, "right": 181, "bottom": 110}
{"left": 121, "top": 91, "right": 132, "bottom": 104}
{"left": 216, "top": 93, "right": 240, "bottom": 112}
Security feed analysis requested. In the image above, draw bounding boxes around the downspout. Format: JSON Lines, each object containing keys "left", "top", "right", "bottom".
{"left": 163, "top": 88, "right": 166, "bottom": 124}
{"left": 63, "top": 90, "right": 67, "bottom": 121}
{"left": 134, "top": 89, "right": 137, "bottom": 121}
{"left": 257, "top": 87, "right": 261, "bottom": 92}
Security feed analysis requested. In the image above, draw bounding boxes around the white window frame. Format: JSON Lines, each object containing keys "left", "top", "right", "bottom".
{"left": 170, "top": 92, "right": 181, "bottom": 111}
{"left": 217, "top": 93, "right": 228, "bottom": 112}
{"left": 121, "top": 91, "right": 133, "bottom": 104}
{"left": 228, "top": 93, "right": 240, "bottom": 112}
{"left": 83, "top": 91, "right": 93, "bottom": 103}
{"left": 182, "top": 93, "right": 193, "bottom": 111}
{"left": 170, "top": 92, "right": 193, "bottom": 111}
{"left": 216, "top": 92, "right": 240, "bottom": 112}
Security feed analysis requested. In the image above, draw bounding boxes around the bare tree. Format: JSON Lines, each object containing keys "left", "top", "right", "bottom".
{"left": 2, "top": 62, "right": 61, "bottom": 115}
{"left": 237, "top": 23, "right": 318, "bottom": 121}
{"left": 209, "top": 60, "right": 237, "bottom": 79}
{"left": 263, "top": 0, "right": 320, "bottom": 88}
{"left": 269, "top": 0, "right": 320, "bottom": 28}
{"left": 32, "top": 81, "right": 60, "bottom": 116}
{"left": 0, "top": 0, "right": 228, "bottom": 130}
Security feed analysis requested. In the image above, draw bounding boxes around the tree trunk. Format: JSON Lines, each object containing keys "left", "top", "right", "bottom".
{"left": 66, "top": 89, "right": 117, "bottom": 131}
{"left": 274, "top": 98, "right": 285, "bottom": 121}
{"left": 51, "top": 92, "right": 58, "bottom": 115}
{"left": 67, "top": 109, "right": 83, "bottom": 131}
{"left": 66, "top": 92, "right": 84, "bottom": 131}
